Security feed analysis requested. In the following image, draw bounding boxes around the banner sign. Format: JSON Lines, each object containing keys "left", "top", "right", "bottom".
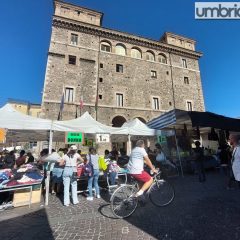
{"left": 96, "top": 134, "right": 110, "bottom": 143}
{"left": 0, "top": 129, "right": 6, "bottom": 143}
{"left": 157, "top": 135, "right": 167, "bottom": 143}
{"left": 65, "top": 132, "right": 84, "bottom": 144}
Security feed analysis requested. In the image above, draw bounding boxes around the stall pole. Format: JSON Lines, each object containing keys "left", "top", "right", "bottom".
{"left": 127, "top": 134, "right": 132, "bottom": 155}
{"left": 45, "top": 130, "right": 53, "bottom": 206}
{"left": 174, "top": 128, "right": 184, "bottom": 177}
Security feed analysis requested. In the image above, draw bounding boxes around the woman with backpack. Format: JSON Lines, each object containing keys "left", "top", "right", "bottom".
{"left": 86, "top": 147, "right": 100, "bottom": 200}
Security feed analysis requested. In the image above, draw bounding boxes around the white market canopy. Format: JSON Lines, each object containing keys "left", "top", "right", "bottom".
{"left": 0, "top": 104, "right": 53, "bottom": 130}
{"left": 120, "top": 118, "right": 158, "bottom": 136}
{"left": 52, "top": 111, "right": 126, "bottom": 134}
{"left": 0, "top": 104, "right": 54, "bottom": 142}
{"left": 0, "top": 104, "right": 157, "bottom": 142}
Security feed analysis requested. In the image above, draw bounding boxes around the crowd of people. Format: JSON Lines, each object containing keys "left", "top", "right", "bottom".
{"left": 1, "top": 133, "right": 240, "bottom": 207}
{"left": 189, "top": 134, "right": 240, "bottom": 187}
{"left": 37, "top": 145, "right": 129, "bottom": 206}
{"left": 0, "top": 150, "right": 35, "bottom": 169}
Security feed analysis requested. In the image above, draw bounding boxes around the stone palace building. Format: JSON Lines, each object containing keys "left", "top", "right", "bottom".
{"left": 41, "top": 0, "right": 205, "bottom": 127}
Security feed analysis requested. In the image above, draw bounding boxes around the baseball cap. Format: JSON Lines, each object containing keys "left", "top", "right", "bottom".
{"left": 70, "top": 145, "right": 77, "bottom": 150}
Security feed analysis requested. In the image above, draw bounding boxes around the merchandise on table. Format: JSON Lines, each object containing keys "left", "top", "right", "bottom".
{"left": 0, "top": 163, "right": 43, "bottom": 189}
{"left": 0, "top": 201, "right": 13, "bottom": 211}
{"left": 0, "top": 169, "right": 13, "bottom": 189}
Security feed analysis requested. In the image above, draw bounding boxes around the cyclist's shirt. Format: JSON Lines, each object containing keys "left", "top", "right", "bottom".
{"left": 127, "top": 147, "right": 148, "bottom": 174}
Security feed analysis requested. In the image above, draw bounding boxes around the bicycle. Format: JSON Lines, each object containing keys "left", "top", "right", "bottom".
{"left": 110, "top": 171, "right": 175, "bottom": 218}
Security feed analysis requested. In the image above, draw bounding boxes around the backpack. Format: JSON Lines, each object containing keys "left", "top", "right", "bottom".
{"left": 108, "top": 161, "right": 119, "bottom": 173}
{"left": 83, "top": 154, "right": 93, "bottom": 177}
{"left": 77, "top": 164, "right": 85, "bottom": 177}
{"left": 98, "top": 156, "right": 107, "bottom": 171}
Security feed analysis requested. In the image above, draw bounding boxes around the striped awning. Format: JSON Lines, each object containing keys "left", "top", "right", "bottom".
{"left": 148, "top": 108, "right": 240, "bottom": 132}
{"left": 147, "top": 109, "right": 177, "bottom": 129}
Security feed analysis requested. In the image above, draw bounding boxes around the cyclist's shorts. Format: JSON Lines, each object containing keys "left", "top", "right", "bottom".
{"left": 130, "top": 171, "right": 151, "bottom": 183}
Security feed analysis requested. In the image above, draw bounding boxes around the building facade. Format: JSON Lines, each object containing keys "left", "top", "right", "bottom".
{"left": 8, "top": 99, "right": 41, "bottom": 117}
{"left": 41, "top": 0, "right": 205, "bottom": 127}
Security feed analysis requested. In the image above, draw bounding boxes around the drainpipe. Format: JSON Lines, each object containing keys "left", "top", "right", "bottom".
{"left": 169, "top": 52, "right": 176, "bottom": 109}
{"left": 96, "top": 35, "right": 101, "bottom": 121}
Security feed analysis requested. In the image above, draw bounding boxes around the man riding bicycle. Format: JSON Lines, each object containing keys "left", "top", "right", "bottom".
{"left": 127, "top": 140, "right": 158, "bottom": 197}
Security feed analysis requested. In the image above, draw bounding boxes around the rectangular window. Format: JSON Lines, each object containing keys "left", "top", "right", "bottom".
{"left": 151, "top": 70, "right": 157, "bottom": 78}
{"left": 116, "top": 64, "right": 123, "bottom": 73}
{"left": 184, "top": 77, "right": 189, "bottom": 84}
{"left": 75, "top": 10, "right": 81, "bottom": 15}
{"left": 70, "top": 34, "right": 78, "bottom": 45}
{"left": 65, "top": 88, "right": 74, "bottom": 103}
{"left": 99, "top": 94, "right": 102, "bottom": 99}
{"left": 29, "top": 141, "right": 37, "bottom": 148}
{"left": 68, "top": 55, "right": 76, "bottom": 65}
{"left": 101, "top": 44, "right": 111, "bottom": 52}
{"left": 187, "top": 101, "right": 192, "bottom": 111}
{"left": 99, "top": 78, "right": 103, "bottom": 82}
{"left": 182, "top": 59, "right": 187, "bottom": 68}
{"left": 61, "top": 7, "right": 70, "bottom": 13}
{"left": 152, "top": 97, "right": 160, "bottom": 110}
{"left": 100, "top": 63, "right": 103, "bottom": 68}
{"left": 116, "top": 93, "right": 123, "bottom": 107}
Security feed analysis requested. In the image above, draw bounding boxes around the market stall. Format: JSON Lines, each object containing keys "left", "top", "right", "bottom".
{"left": 0, "top": 164, "right": 43, "bottom": 210}
{"left": 119, "top": 118, "right": 159, "bottom": 154}
{"left": 0, "top": 105, "right": 160, "bottom": 206}
{"left": 147, "top": 109, "right": 240, "bottom": 175}
{"left": 0, "top": 104, "right": 56, "bottom": 206}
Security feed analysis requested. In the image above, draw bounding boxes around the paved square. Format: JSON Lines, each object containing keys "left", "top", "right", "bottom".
{"left": 0, "top": 172, "right": 240, "bottom": 240}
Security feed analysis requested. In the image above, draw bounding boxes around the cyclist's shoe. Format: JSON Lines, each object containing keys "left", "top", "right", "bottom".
{"left": 129, "top": 193, "right": 138, "bottom": 199}
{"left": 138, "top": 200, "right": 147, "bottom": 207}
{"left": 123, "top": 196, "right": 137, "bottom": 209}
{"left": 138, "top": 195, "right": 147, "bottom": 207}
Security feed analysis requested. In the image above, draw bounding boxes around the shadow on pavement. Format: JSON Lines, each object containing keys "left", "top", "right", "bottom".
{"left": 98, "top": 203, "right": 118, "bottom": 219}
{"left": 0, "top": 208, "right": 54, "bottom": 240}
{"left": 120, "top": 172, "right": 240, "bottom": 240}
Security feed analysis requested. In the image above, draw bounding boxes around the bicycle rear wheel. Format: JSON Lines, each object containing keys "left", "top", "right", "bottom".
{"left": 149, "top": 179, "right": 174, "bottom": 207}
{"left": 110, "top": 185, "right": 138, "bottom": 218}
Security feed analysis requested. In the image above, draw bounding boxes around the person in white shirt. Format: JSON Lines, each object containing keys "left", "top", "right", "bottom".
{"left": 86, "top": 147, "right": 100, "bottom": 201}
{"left": 127, "top": 140, "right": 157, "bottom": 197}
{"left": 60, "top": 145, "right": 83, "bottom": 206}
{"left": 229, "top": 134, "right": 240, "bottom": 188}
{"left": 155, "top": 143, "right": 176, "bottom": 169}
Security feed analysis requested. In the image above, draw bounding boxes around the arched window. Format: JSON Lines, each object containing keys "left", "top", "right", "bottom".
{"left": 131, "top": 48, "right": 142, "bottom": 59}
{"left": 158, "top": 54, "right": 167, "bottom": 64}
{"left": 100, "top": 41, "right": 111, "bottom": 52}
{"left": 146, "top": 51, "right": 155, "bottom": 61}
{"left": 112, "top": 116, "right": 127, "bottom": 127}
{"left": 137, "top": 117, "right": 146, "bottom": 123}
{"left": 115, "top": 44, "right": 126, "bottom": 56}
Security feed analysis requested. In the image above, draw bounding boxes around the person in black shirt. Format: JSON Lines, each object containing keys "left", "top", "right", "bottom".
{"left": 3, "top": 150, "right": 15, "bottom": 168}
{"left": 193, "top": 141, "right": 206, "bottom": 182}
{"left": 26, "top": 152, "right": 34, "bottom": 164}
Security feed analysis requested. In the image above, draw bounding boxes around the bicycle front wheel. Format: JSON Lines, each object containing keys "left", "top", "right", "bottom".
{"left": 149, "top": 179, "right": 174, "bottom": 207}
{"left": 110, "top": 185, "right": 138, "bottom": 218}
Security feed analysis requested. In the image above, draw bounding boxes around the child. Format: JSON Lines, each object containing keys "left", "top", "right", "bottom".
{"left": 108, "top": 160, "right": 120, "bottom": 185}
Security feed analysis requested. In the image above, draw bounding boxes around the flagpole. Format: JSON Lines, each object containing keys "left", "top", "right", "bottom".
{"left": 95, "top": 35, "right": 101, "bottom": 121}
{"left": 58, "top": 91, "right": 64, "bottom": 120}
{"left": 79, "top": 96, "right": 83, "bottom": 117}
{"left": 75, "top": 104, "right": 78, "bottom": 118}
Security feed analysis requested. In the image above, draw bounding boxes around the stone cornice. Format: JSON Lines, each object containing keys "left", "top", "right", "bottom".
{"left": 43, "top": 99, "right": 167, "bottom": 113}
{"left": 52, "top": 16, "right": 203, "bottom": 60}
{"left": 48, "top": 51, "right": 65, "bottom": 58}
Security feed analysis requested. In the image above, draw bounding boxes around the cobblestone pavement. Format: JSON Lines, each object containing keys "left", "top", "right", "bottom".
{"left": 0, "top": 171, "right": 240, "bottom": 240}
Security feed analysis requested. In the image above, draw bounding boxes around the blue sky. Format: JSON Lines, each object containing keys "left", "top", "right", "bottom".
{"left": 0, "top": 0, "right": 239, "bottom": 117}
